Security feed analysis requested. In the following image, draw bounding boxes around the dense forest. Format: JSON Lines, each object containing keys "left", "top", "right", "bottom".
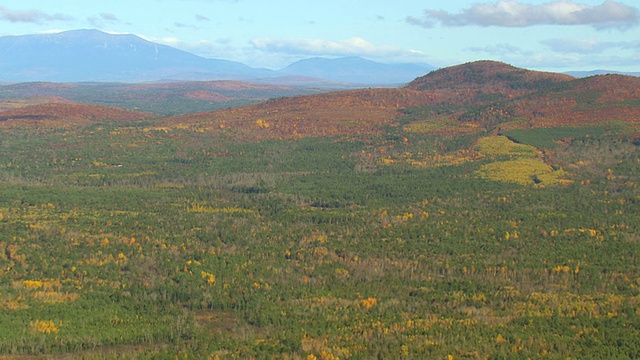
{"left": 0, "top": 61, "right": 639, "bottom": 359}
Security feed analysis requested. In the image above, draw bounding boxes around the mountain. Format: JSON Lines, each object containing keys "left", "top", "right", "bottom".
{"left": 0, "top": 29, "right": 272, "bottom": 83}
{"left": 279, "top": 57, "right": 434, "bottom": 85}
{"left": 0, "top": 30, "right": 433, "bottom": 84}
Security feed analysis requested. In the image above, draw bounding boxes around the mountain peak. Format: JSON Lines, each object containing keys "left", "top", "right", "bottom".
{"left": 0, "top": 30, "right": 262, "bottom": 82}
{"left": 406, "top": 60, "right": 573, "bottom": 91}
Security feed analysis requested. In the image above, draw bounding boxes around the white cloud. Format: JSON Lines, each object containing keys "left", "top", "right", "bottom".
{"left": 466, "top": 43, "right": 532, "bottom": 56}
{"left": 407, "top": 1, "right": 639, "bottom": 30}
{"left": 518, "top": 51, "right": 640, "bottom": 70}
{"left": 541, "top": 38, "right": 626, "bottom": 53}
{"left": 457, "top": 41, "right": 639, "bottom": 71}
{"left": 147, "top": 36, "right": 240, "bottom": 58}
{"left": 250, "top": 37, "right": 424, "bottom": 59}
{"left": 0, "top": 5, "right": 72, "bottom": 24}
{"left": 138, "top": 35, "right": 432, "bottom": 69}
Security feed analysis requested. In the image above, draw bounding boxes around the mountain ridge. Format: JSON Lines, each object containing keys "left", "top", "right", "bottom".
{"left": 0, "top": 29, "right": 433, "bottom": 84}
{"left": 0, "top": 29, "right": 267, "bottom": 82}
{"left": 280, "top": 57, "right": 434, "bottom": 84}
{"left": 2, "top": 60, "right": 639, "bottom": 142}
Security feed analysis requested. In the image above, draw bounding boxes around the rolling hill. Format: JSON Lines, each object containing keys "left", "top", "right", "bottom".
{"left": 406, "top": 60, "right": 573, "bottom": 93}
{"left": 0, "top": 102, "right": 153, "bottom": 127}
{"left": 3, "top": 60, "right": 639, "bottom": 141}
{"left": 0, "top": 80, "right": 318, "bottom": 116}
{"left": 161, "top": 60, "right": 640, "bottom": 140}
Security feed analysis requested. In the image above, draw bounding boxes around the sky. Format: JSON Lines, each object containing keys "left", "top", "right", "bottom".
{"left": 1, "top": 0, "right": 640, "bottom": 72}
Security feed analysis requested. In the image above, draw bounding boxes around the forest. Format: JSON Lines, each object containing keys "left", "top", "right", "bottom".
{"left": 0, "top": 61, "right": 639, "bottom": 359}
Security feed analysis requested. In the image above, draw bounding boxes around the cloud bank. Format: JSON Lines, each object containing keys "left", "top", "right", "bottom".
{"left": 250, "top": 37, "right": 424, "bottom": 59}
{"left": 407, "top": 1, "right": 639, "bottom": 30}
{"left": 0, "top": 6, "right": 72, "bottom": 24}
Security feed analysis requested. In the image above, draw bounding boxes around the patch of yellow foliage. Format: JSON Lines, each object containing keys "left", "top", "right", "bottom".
{"left": 255, "top": 119, "right": 270, "bottom": 129}
{"left": 475, "top": 136, "right": 570, "bottom": 186}
{"left": 380, "top": 149, "right": 477, "bottom": 168}
{"left": 360, "top": 297, "right": 377, "bottom": 310}
{"left": 15, "top": 279, "right": 79, "bottom": 304}
{"left": 201, "top": 271, "right": 216, "bottom": 285}
{"left": 477, "top": 157, "right": 566, "bottom": 186}
{"left": 186, "top": 203, "right": 256, "bottom": 215}
{"left": 476, "top": 136, "right": 537, "bottom": 158}
{"left": 382, "top": 135, "right": 569, "bottom": 186}
{"left": 404, "top": 118, "right": 479, "bottom": 135}
{"left": 30, "top": 320, "right": 60, "bottom": 334}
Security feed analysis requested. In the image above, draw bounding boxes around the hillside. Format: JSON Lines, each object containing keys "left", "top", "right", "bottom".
{"left": 162, "top": 87, "right": 456, "bottom": 139}
{"left": 0, "top": 80, "right": 319, "bottom": 116}
{"left": 407, "top": 61, "right": 574, "bottom": 90}
{"left": 452, "top": 73, "right": 640, "bottom": 132}
{"left": 0, "top": 96, "right": 72, "bottom": 112}
{"left": 161, "top": 61, "right": 639, "bottom": 140}
{"left": 4, "top": 61, "right": 637, "bottom": 139}
{"left": 0, "top": 102, "right": 153, "bottom": 127}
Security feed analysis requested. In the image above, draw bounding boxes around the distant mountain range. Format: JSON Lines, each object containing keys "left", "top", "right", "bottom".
{"left": 0, "top": 29, "right": 434, "bottom": 84}
{"left": 279, "top": 57, "right": 433, "bottom": 84}
{"left": 564, "top": 70, "right": 640, "bottom": 78}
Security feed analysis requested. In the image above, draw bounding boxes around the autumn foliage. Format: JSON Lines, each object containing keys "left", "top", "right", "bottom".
{"left": 0, "top": 60, "right": 639, "bottom": 358}
{"left": 0, "top": 102, "right": 153, "bottom": 127}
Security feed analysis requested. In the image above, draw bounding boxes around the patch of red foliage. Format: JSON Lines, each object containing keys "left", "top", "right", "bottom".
{"left": 0, "top": 96, "right": 72, "bottom": 112}
{"left": 6, "top": 61, "right": 637, "bottom": 139}
{"left": 160, "top": 62, "right": 582, "bottom": 140}
{"left": 2, "top": 82, "right": 78, "bottom": 92}
{"left": 184, "top": 90, "right": 233, "bottom": 102}
{"left": 0, "top": 103, "right": 153, "bottom": 127}
{"left": 163, "top": 88, "right": 450, "bottom": 139}
{"left": 498, "top": 74, "right": 640, "bottom": 131}
{"left": 162, "top": 63, "right": 640, "bottom": 140}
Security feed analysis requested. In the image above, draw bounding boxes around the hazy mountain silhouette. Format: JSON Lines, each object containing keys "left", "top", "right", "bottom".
{"left": 0, "top": 30, "right": 434, "bottom": 84}
{"left": 279, "top": 57, "right": 434, "bottom": 84}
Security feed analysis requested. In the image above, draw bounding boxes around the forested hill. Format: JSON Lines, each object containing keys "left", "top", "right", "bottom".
{"left": 2, "top": 60, "right": 639, "bottom": 141}
{"left": 406, "top": 60, "right": 574, "bottom": 92}
{"left": 160, "top": 61, "right": 640, "bottom": 140}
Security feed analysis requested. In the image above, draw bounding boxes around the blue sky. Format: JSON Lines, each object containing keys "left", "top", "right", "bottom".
{"left": 1, "top": 0, "right": 639, "bottom": 71}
